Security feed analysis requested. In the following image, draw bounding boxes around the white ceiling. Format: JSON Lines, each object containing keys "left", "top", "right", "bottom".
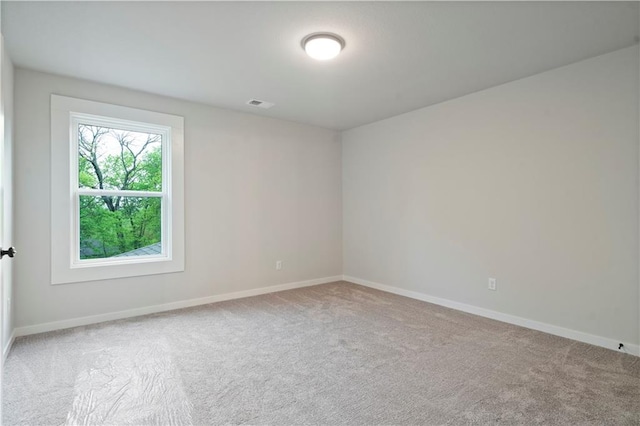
{"left": 3, "top": 1, "right": 639, "bottom": 130}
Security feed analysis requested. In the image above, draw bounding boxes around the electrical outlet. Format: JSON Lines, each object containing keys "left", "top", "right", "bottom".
{"left": 276, "top": 260, "right": 282, "bottom": 270}
{"left": 488, "top": 278, "right": 497, "bottom": 291}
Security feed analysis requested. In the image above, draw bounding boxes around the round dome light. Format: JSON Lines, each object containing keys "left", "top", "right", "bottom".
{"left": 302, "top": 33, "right": 345, "bottom": 60}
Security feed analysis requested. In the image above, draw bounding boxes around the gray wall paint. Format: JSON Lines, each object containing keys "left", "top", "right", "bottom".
{"left": 343, "top": 46, "right": 640, "bottom": 344}
{"left": 1, "top": 36, "right": 14, "bottom": 352}
{"left": 10, "top": 46, "right": 640, "bottom": 348}
{"left": 14, "top": 69, "right": 342, "bottom": 328}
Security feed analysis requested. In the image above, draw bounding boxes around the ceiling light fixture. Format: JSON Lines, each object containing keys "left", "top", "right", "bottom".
{"left": 302, "top": 33, "right": 345, "bottom": 60}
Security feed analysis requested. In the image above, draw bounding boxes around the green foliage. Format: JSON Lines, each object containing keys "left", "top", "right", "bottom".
{"left": 78, "top": 158, "right": 98, "bottom": 188}
{"left": 80, "top": 196, "right": 161, "bottom": 258}
{"left": 78, "top": 125, "right": 163, "bottom": 259}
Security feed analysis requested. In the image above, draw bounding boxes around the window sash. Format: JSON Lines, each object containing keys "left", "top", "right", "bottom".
{"left": 77, "top": 189, "right": 164, "bottom": 198}
{"left": 74, "top": 194, "right": 168, "bottom": 265}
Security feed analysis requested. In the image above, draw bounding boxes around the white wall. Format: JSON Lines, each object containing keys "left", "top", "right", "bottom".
{"left": 1, "top": 35, "right": 14, "bottom": 353}
{"left": 343, "top": 46, "right": 640, "bottom": 347}
{"left": 14, "top": 69, "right": 342, "bottom": 329}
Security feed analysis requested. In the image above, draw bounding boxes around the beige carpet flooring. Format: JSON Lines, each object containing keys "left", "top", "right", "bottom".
{"left": 3, "top": 281, "right": 639, "bottom": 425}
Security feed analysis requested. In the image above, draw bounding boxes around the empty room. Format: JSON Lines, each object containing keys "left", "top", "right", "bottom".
{"left": 0, "top": 1, "right": 638, "bottom": 424}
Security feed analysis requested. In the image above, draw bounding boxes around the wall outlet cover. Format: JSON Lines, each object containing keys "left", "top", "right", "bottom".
{"left": 488, "top": 278, "right": 497, "bottom": 291}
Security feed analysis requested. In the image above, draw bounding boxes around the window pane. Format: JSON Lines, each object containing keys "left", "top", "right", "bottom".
{"left": 79, "top": 195, "right": 162, "bottom": 260}
{"left": 78, "top": 124, "right": 162, "bottom": 191}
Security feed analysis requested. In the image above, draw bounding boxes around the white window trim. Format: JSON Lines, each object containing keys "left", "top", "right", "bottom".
{"left": 51, "top": 95, "right": 184, "bottom": 285}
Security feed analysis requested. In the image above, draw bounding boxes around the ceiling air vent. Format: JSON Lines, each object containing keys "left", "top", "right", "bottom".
{"left": 246, "top": 99, "right": 275, "bottom": 109}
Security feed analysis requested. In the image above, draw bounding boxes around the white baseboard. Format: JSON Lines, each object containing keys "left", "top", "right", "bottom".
{"left": 3, "top": 329, "right": 15, "bottom": 361}
{"left": 15, "top": 276, "right": 343, "bottom": 338}
{"left": 343, "top": 275, "right": 640, "bottom": 357}
{"left": 13, "top": 275, "right": 638, "bottom": 358}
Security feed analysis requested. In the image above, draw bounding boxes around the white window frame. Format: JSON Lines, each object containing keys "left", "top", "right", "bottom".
{"left": 51, "top": 95, "right": 184, "bottom": 284}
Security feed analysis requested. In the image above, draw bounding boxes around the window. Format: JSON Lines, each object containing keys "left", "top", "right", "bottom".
{"left": 51, "top": 95, "right": 184, "bottom": 284}
{"left": 76, "top": 119, "right": 165, "bottom": 261}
